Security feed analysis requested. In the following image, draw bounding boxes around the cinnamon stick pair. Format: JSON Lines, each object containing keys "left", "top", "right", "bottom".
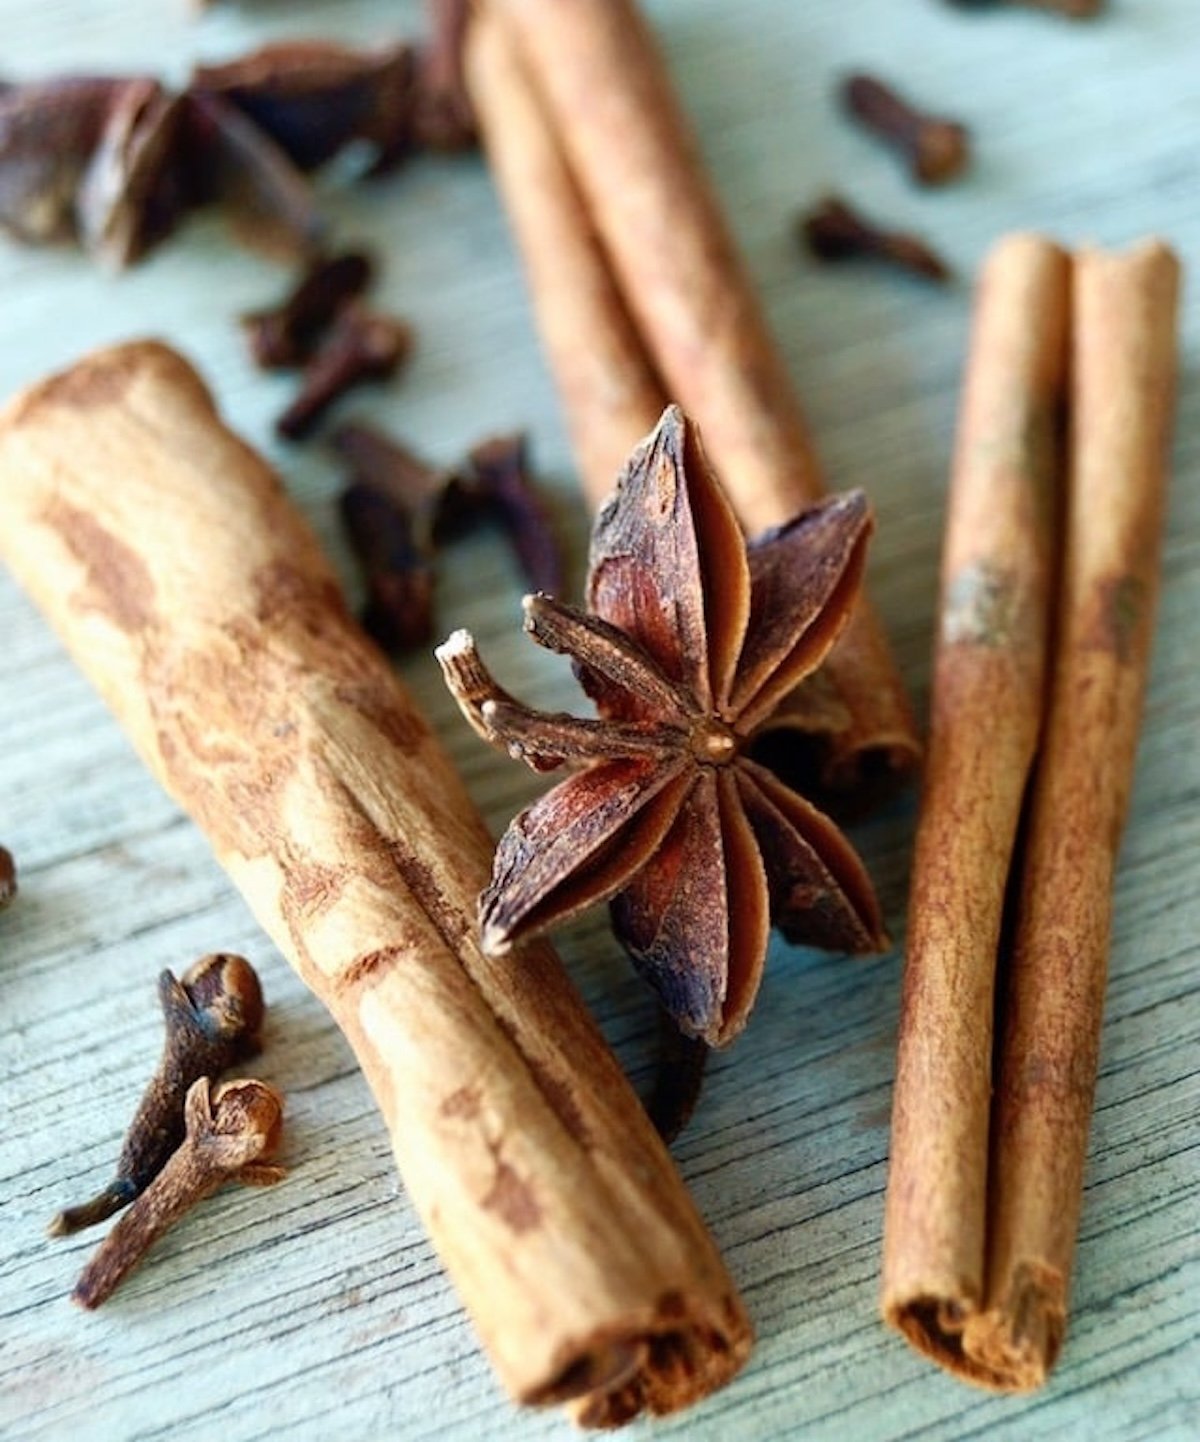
{"left": 466, "top": 0, "right": 919, "bottom": 796}
{"left": 0, "top": 342, "right": 751, "bottom": 1427}
{"left": 882, "top": 235, "right": 1181, "bottom": 1390}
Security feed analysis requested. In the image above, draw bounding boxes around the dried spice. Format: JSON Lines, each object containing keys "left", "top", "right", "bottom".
{"left": 0, "top": 76, "right": 139, "bottom": 245}
{"left": 190, "top": 41, "right": 416, "bottom": 174}
{"left": 72, "top": 1076, "right": 285, "bottom": 1309}
{"left": 800, "top": 195, "right": 952, "bottom": 283}
{"left": 334, "top": 421, "right": 473, "bottom": 651}
{"left": 179, "top": 89, "right": 324, "bottom": 256}
{"left": 468, "top": 431, "right": 565, "bottom": 596}
{"left": 0, "top": 845, "right": 16, "bottom": 909}
{"left": 333, "top": 421, "right": 566, "bottom": 654}
{"left": 339, "top": 478, "right": 438, "bottom": 652}
{"left": 438, "top": 407, "right": 885, "bottom": 1046}
{"left": 0, "top": 340, "right": 752, "bottom": 1410}
{"left": 0, "top": 12, "right": 481, "bottom": 271}
{"left": 841, "top": 74, "right": 969, "bottom": 186}
{"left": 49, "top": 953, "right": 265, "bottom": 1236}
{"left": 242, "top": 250, "right": 374, "bottom": 369}
{"left": 0, "top": 74, "right": 322, "bottom": 265}
{"left": 276, "top": 305, "right": 412, "bottom": 439}
{"left": 72, "top": 78, "right": 186, "bottom": 267}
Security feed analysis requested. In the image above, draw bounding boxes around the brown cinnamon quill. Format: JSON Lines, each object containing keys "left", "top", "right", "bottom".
{"left": 473, "top": 0, "right": 919, "bottom": 796}
{"left": 882, "top": 237, "right": 1180, "bottom": 1390}
{"left": 0, "top": 341, "right": 751, "bottom": 1425}
{"left": 882, "top": 234, "right": 1070, "bottom": 1380}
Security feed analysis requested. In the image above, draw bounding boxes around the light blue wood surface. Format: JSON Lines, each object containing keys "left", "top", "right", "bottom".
{"left": 1, "top": 2, "right": 1197, "bottom": 1438}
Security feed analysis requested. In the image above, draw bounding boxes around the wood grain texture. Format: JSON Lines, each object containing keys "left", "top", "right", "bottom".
{"left": 1, "top": 1, "right": 1198, "bottom": 1439}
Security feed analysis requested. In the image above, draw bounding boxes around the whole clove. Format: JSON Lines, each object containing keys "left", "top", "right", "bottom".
{"left": 49, "top": 953, "right": 265, "bottom": 1237}
{"left": 332, "top": 420, "right": 473, "bottom": 542}
{"left": 0, "top": 845, "right": 16, "bottom": 909}
{"left": 332, "top": 421, "right": 566, "bottom": 654}
{"left": 467, "top": 432, "right": 565, "bottom": 596}
{"left": 72, "top": 1076, "right": 285, "bottom": 1309}
{"left": 242, "top": 249, "right": 374, "bottom": 369}
{"left": 799, "top": 195, "right": 952, "bottom": 283}
{"left": 340, "top": 481, "right": 438, "bottom": 652}
{"left": 333, "top": 421, "right": 473, "bottom": 651}
{"left": 841, "top": 74, "right": 969, "bottom": 186}
{"left": 276, "top": 305, "right": 412, "bottom": 439}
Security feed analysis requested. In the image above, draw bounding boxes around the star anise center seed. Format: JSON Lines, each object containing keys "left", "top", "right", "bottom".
{"left": 689, "top": 716, "right": 738, "bottom": 766}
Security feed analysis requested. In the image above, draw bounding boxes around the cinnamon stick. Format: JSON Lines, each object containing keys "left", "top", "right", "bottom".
{"left": 882, "top": 234, "right": 1070, "bottom": 1378}
{"left": 0, "top": 341, "right": 751, "bottom": 1425}
{"left": 882, "top": 238, "right": 1180, "bottom": 1390}
{"left": 962, "top": 240, "right": 1181, "bottom": 1388}
{"left": 480, "top": 0, "right": 919, "bottom": 792}
{"left": 463, "top": 8, "right": 664, "bottom": 512}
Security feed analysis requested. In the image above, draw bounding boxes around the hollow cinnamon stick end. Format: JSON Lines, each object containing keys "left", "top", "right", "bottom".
{"left": 961, "top": 1286, "right": 1066, "bottom": 1394}
{"left": 883, "top": 1291, "right": 980, "bottom": 1378}
{"left": 542, "top": 1292, "right": 753, "bottom": 1427}
{"left": 884, "top": 1265, "right": 1065, "bottom": 1394}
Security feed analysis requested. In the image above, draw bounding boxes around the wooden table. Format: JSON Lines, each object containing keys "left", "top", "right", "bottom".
{"left": 2, "top": 2, "right": 1197, "bottom": 1438}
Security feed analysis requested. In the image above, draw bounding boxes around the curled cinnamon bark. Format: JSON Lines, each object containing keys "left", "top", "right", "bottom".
{"left": 961, "top": 239, "right": 1180, "bottom": 1389}
{"left": 464, "top": 9, "right": 664, "bottom": 510}
{"left": 882, "top": 234, "right": 1070, "bottom": 1381}
{"left": 479, "top": 0, "right": 919, "bottom": 794}
{"left": 882, "top": 237, "right": 1180, "bottom": 1391}
{"left": 0, "top": 341, "right": 751, "bottom": 1424}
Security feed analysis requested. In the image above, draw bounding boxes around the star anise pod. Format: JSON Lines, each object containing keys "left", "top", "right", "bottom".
{"left": 437, "top": 406, "right": 886, "bottom": 1046}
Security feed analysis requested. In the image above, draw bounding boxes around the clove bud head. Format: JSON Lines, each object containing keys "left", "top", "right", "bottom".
{"left": 194, "top": 1076, "right": 285, "bottom": 1172}
{"left": 182, "top": 951, "right": 265, "bottom": 1044}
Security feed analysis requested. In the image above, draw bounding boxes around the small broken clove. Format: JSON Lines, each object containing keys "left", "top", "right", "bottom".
{"left": 414, "top": 0, "right": 477, "bottom": 152}
{"left": 190, "top": 41, "right": 417, "bottom": 174}
{"left": 841, "top": 74, "right": 969, "bottom": 186}
{"left": 468, "top": 432, "right": 565, "bottom": 596}
{"left": 49, "top": 953, "right": 265, "bottom": 1237}
{"left": 799, "top": 195, "right": 952, "bottom": 283}
{"left": 944, "top": 0, "right": 1103, "bottom": 16}
{"left": 0, "top": 846, "right": 16, "bottom": 909}
{"left": 242, "top": 249, "right": 374, "bottom": 369}
{"left": 71, "top": 1076, "right": 285, "bottom": 1309}
{"left": 276, "top": 305, "right": 412, "bottom": 440}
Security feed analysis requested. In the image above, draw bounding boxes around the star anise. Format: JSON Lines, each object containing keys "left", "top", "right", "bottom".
{"left": 437, "top": 406, "right": 886, "bottom": 1046}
